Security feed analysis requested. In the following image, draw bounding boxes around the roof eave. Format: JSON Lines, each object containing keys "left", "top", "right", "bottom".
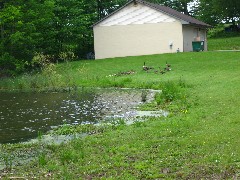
{"left": 184, "top": 23, "right": 212, "bottom": 29}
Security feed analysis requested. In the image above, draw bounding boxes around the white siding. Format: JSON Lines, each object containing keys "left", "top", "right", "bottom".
{"left": 94, "top": 22, "right": 183, "bottom": 59}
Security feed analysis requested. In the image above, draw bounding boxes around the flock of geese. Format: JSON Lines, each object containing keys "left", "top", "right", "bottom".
{"left": 142, "top": 62, "right": 171, "bottom": 74}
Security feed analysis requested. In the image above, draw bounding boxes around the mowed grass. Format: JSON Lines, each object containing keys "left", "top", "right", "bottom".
{"left": 208, "top": 36, "right": 240, "bottom": 50}
{"left": 1, "top": 51, "right": 240, "bottom": 179}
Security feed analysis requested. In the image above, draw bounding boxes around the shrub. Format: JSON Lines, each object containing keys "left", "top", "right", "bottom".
{"left": 161, "top": 81, "right": 180, "bottom": 102}
{"left": 154, "top": 81, "right": 187, "bottom": 105}
{"left": 59, "top": 51, "right": 77, "bottom": 62}
{"left": 31, "top": 52, "right": 53, "bottom": 70}
{"left": 208, "top": 24, "right": 240, "bottom": 38}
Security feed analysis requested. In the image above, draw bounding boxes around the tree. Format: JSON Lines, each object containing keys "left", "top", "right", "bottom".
{"left": 0, "top": 0, "right": 57, "bottom": 76}
{"left": 196, "top": 0, "right": 240, "bottom": 25}
{"left": 53, "top": 0, "right": 99, "bottom": 58}
{"left": 147, "top": 0, "right": 194, "bottom": 15}
{"left": 213, "top": 0, "right": 240, "bottom": 24}
{"left": 96, "top": 0, "right": 128, "bottom": 20}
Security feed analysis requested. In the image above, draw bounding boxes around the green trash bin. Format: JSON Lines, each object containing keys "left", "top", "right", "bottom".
{"left": 192, "top": 41, "right": 204, "bottom": 52}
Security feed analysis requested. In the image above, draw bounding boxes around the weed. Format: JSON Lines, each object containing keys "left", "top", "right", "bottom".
{"left": 54, "top": 124, "right": 76, "bottom": 135}
{"left": 154, "top": 81, "right": 181, "bottom": 105}
{"left": 38, "top": 153, "right": 47, "bottom": 166}
{"left": 121, "top": 77, "right": 132, "bottom": 83}
{"left": 2, "top": 153, "right": 13, "bottom": 170}
{"left": 178, "top": 76, "right": 186, "bottom": 88}
{"left": 17, "top": 82, "right": 24, "bottom": 90}
{"left": 162, "top": 81, "right": 180, "bottom": 102}
{"left": 38, "top": 131, "right": 43, "bottom": 141}
{"left": 133, "top": 120, "right": 147, "bottom": 128}
{"left": 60, "top": 149, "right": 79, "bottom": 165}
{"left": 106, "top": 118, "right": 126, "bottom": 127}
{"left": 30, "top": 80, "right": 39, "bottom": 89}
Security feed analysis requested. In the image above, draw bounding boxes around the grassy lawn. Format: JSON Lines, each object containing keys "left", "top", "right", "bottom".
{"left": 1, "top": 51, "right": 240, "bottom": 179}
{"left": 208, "top": 36, "right": 240, "bottom": 50}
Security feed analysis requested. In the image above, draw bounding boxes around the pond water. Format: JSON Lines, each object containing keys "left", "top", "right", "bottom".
{"left": 0, "top": 88, "right": 154, "bottom": 144}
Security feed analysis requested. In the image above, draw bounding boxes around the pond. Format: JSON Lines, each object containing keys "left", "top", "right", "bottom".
{"left": 0, "top": 88, "right": 155, "bottom": 144}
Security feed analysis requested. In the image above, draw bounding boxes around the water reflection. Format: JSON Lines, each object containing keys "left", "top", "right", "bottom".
{"left": 0, "top": 88, "right": 148, "bottom": 143}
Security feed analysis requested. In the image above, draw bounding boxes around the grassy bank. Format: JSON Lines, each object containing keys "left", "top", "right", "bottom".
{"left": 1, "top": 51, "right": 240, "bottom": 179}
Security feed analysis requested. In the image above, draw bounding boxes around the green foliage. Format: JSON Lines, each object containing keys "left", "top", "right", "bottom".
{"left": 0, "top": 53, "right": 25, "bottom": 77}
{"left": 207, "top": 25, "right": 240, "bottom": 50}
{"left": 208, "top": 24, "right": 240, "bottom": 38}
{"left": 53, "top": 120, "right": 127, "bottom": 136}
{"left": 59, "top": 51, "right": 76, "bottom": 62}
{"left": 0, "top": 0, "right": 97, "bottom": 76}
{"left": 54, "top": 124, "right": 100, "bottom": 135}
{"left": 132, "top": 120, "right": 147, "bottom": 128}
{"left": 156, "top": 81, "right": 181, "bottom": 104}
{"left": 1, "top": 152, "right": 13, "bottom": 170}
{"left": 38, "top": 153, "right": 47, "bottom": 166}
{"left": 197, "top": 0, "right": 240, "bottom": 25}
{"left": 32, "top": 53, "right": 53, "bottom": 70}
{"left": 107, "top": 118, "right": 126, "bottom": 128}
{"left": 60, "top": 150, "right": 79, "bottom": 164}
{"left": 37, "top": 131, "right": 43, "bottom": 141}
{"left": 148, "top": 0, "right": 193, "bottom": 15}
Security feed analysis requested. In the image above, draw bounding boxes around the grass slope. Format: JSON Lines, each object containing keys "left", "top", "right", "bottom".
{"left": 1, "top": 51, "right": 240, "bottom": 179}
{"left": 208, "top": 36, "right": 240, "bottom": 50}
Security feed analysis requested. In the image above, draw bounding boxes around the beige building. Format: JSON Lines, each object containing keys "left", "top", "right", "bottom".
{"left": 93, "top": 0, "right": 211, "bottom": 59}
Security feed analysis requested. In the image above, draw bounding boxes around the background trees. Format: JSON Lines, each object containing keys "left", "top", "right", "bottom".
{"left": 147, "top": 0, "right": 193, "bottom": 15}
{"left": 0, "top": 0, "right": 239, "bottom": 76}
{"left": 196, "top": 0, "right": 240, "bottom": 25}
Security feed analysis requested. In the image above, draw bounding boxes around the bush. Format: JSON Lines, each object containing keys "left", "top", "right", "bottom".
{"left": 31, "top": 52, "right": 53, "bottom": 70}
{"left": 59, "top": 51, "right": 77, "bottom": 62}
{"left": 208, "top": 24, "right": 240, "bottom": 38}
{"left": 155, "top": 81, "right": 183, "bottom": 105}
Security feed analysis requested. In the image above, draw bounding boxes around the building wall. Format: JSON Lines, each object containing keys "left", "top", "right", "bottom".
{"left": 94, "top": 22, "right": 183, "bottom": 59}
{"left": 182, "top": 25, "right": 208, "bottom": 52}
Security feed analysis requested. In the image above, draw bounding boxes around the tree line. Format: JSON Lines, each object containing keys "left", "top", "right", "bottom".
{"left": 0, "top": 0, "right": 239, "bottom": 77}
